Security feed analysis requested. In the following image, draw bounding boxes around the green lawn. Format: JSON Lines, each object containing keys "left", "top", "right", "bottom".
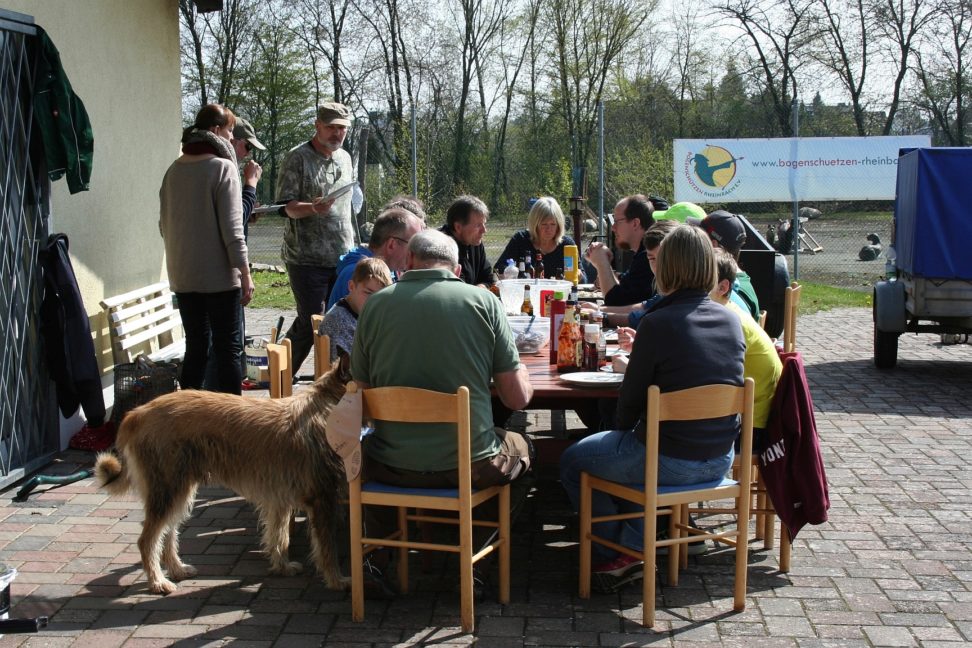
{"left": 248, "top": 267, "right": 871, "bottom": 315}
{"left": 248, "top": 268, "right": 295, "bottom": 309}
{"left": 799, "top": 281, "right": 871, "bottom": 314}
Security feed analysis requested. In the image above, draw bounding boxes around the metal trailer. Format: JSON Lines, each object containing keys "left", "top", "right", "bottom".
{"left": 873, "top": 147, "right": 972, "bottom": 368}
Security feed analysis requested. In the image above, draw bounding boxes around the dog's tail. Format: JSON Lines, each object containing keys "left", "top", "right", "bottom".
{"left": 94, "top": 452, "right": 131, "bottom": 495}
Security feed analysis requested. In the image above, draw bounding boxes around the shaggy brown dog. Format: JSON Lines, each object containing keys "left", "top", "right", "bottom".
{"left": 94, "top": 367, "right": 349, "bottom": 594}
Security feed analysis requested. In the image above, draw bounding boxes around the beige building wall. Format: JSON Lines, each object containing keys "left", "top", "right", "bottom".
{"left": 4, "top": 1, "right": 181, "bottom": 362}
{"left": 3, "top": 1, "right": 181, "bottom": 442}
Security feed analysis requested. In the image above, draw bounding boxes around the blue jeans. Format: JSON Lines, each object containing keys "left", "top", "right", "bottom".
{"left": 285, "top": 263, "right": 335, "bottom": 372}
{"left": 559, "top": 428, "right": 734, "bottom": 561}
{"left": 176, "top": 289, "right": 243, "bottom": 395}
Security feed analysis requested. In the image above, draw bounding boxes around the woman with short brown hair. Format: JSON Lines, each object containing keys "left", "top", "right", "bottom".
{"left": 159, "top": 103, "right": 254, "bottom": 395}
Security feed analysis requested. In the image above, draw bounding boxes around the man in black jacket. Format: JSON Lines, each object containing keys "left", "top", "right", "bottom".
{"left": 439, "top": 195, "right": 495, "bottom": 288}
{"left": 584, "top": 194, "right": 655, "bottom": 306}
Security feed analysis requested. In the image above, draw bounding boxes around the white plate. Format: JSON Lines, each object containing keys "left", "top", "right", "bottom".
{"left": 560, "top": 371, "right": 624, "bottom": 386}
{"left": 604, "top": 347, "right": 627, "bottom": 357}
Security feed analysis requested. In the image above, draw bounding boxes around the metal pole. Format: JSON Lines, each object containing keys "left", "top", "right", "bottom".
{"left": 355, "top": 126, "right": 370, "bottom": 240}
{"left": 411, "top": 105, "right": 418, "bottom": 196}
{"left": 790, "top": 97, "right": 800, "bottom": 280}
{"left": 598, "top": 101, "right": 605, "bottom": 238}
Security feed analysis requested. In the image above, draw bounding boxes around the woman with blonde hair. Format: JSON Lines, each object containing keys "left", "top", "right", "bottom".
{"left": 493, "top": 196, "right": 579, "bottom": 278}
{"left": 159, "top": 103, "right": 254, "bottom": 395}
{"left": 559, "top": 224, "right": 745, "bottom": 592}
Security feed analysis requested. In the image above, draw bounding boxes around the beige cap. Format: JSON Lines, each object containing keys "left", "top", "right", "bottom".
{"left": 316, "top": 102, "right": 351, "bottom": 127}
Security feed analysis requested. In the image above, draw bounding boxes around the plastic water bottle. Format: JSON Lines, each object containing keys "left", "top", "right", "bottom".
{"left": 502, "top": 258, "right": 518, "bottom": 280}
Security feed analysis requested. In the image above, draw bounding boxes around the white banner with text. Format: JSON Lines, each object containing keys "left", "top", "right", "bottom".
{"left": 673, "top": 136, "right": 931, "bottom": 202}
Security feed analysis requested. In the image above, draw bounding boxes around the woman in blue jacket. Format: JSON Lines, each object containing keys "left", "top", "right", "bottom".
{"left": 559, "top": 224, "right": 746, "bottom": 592}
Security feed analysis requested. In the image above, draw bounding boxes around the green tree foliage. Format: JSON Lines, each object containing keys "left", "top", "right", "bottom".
{"left": 230, "top": 21, "right": 315, "bottom": 204}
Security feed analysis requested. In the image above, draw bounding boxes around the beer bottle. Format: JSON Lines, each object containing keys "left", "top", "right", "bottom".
{"left": 525, "top": 255, "right": 535, "bottom": 279}
{"left": 520, "top": 285, "right": 534, "bottom": 316}
{"left": 535, "top": 253, "right": 545, "bottom": 279}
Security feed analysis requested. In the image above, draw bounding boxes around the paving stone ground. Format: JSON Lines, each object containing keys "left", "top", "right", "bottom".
{"left": 3, "top": 307, "right": 972, "bottom": 646}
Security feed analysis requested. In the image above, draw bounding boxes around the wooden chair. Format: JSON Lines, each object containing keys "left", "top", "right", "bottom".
{"left": 783, "top": 282, "right": 802, "bottom": 353}
{"left": 267, "top": 339, "right": 293, "bottom": 399}
{"left": 578, "top": 379, "right": 754, "bottom": 627}
{"left": 311, "top": 314, "right": 330, "bottom": 380}
{"left": 348, "top": 385, "right": 511, "bottom": 633}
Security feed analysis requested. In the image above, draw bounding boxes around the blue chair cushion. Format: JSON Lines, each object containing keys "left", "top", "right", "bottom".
{"left": 615, "top": 477, "right": 736, "bottom": 494}
{"left": 362, "top": 481, "right": 463, "bottom": 498}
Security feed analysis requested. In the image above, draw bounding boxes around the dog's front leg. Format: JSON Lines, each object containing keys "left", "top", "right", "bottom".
{"left": 262, "top": 506, "right": 303, "bottom": 576}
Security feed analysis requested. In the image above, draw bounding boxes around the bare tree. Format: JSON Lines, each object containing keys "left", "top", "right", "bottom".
{"left": 670, "top": 7, "right": 713, "bottom": 137}
{"left": 353, "top": 0, "right": 417, "bottom": 184}
{"left": 450, "top": 0, "right": 507, "bottom": 186}
{"left": 812, "top": 0, "right": 872, "bottom": 135}
{"left": 288, "top": 0, "right": 371, "bottom": 106}
{"left": 714, "top": 0, "right": 820, "bottom": 136}
{"left": 913, "top": 0, "right": 969, "bottom": 144}
{"left": 490, "top": 0, "right": 543, "bottom": 210}
{"left": 202, "top": 0, "right": 257, "bottom": 105}
{"left": 179, "top": 0, "right": 208, "bottom": 110}
{"left": 550, "top": 0, "right": 650, "bottom": 169}
{"left": 869, "top": 0, "right": 939, "bottom": 134}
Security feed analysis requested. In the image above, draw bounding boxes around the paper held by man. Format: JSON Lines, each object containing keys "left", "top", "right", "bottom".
{"left": 250, "top": 182, "right": 357, "bottom": 215}
{"left": 320, "top": 181, "right": 356, "bottom": 203}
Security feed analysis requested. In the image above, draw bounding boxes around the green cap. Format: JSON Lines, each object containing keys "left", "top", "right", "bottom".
{"left": 655, "top": 202, "right": 706, "bottom": 222}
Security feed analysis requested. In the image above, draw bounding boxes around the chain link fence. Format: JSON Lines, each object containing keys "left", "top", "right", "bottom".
{"left": 246, "top": 204, "right": 891, "bottom": 291}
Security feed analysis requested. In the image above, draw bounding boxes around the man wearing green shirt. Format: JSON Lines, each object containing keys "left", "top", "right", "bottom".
{"left": 351, "top": 228, "right": 534, "bottom": 490}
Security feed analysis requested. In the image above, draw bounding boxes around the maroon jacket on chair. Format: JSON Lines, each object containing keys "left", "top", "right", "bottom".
{"left": 759, "top": 351, "right": 830, "bottom": 539}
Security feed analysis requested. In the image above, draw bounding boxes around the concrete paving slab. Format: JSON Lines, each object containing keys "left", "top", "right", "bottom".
{"left": 2, "top": 307, "right": 972, "bottom": 645}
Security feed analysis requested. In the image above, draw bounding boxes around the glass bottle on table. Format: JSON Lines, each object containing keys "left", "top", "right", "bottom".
{"left": 517, "top": 257, "right": 528, "bottom": 279}
{"left": 520, "top": 285, "right": 534, "bottom": 316}
{"left": 535, "top": 253, "right": 545, "bottom": 279}
{"left": 593, "top": 310, "right": 607, "bottom": 365}
{"left": 525, "top": 255, "right": 535, "bottom": 279}
{"left": 549, "top": 290, "right": 566, "bottom": 364}
{"left": 583, "top": 324, "right": 600, "bottom": 371}
{"left": 557, "top": 298, "right": 583, "bottom": 373}
{"left": 489, "top": 272, "right": 502, "bottom": 299}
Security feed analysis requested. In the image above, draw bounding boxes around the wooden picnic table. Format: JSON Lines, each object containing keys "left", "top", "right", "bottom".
{"left": 491, "top": 343, "right": 621, "bottom": 434}
{"left": 517, "top": 346, "right": 621, "bottom": 402}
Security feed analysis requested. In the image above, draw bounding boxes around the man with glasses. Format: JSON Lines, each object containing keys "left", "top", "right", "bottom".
{"left": 274, "top": 102, "right": 357, "bottom": 372}
{"left": 230, "top": 117, "right": 265, "bottom": 239}
{"left": 326, "top": 207, "right": 424, "bottom": 309}
{"left": 585, "top": 194, "right": 656, "bottom": 306}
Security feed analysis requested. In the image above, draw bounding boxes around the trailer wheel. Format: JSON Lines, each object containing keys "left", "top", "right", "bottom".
{"left": 873, "top": 295, "right": 899, "bottom": 368}
{"left": 874, "top": 328, "right": 899, "bottom": 369}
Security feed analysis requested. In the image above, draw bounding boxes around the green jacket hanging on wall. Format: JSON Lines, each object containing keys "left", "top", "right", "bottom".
{"left": 33, "top": 25, "right": 93, "bottom": 194}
